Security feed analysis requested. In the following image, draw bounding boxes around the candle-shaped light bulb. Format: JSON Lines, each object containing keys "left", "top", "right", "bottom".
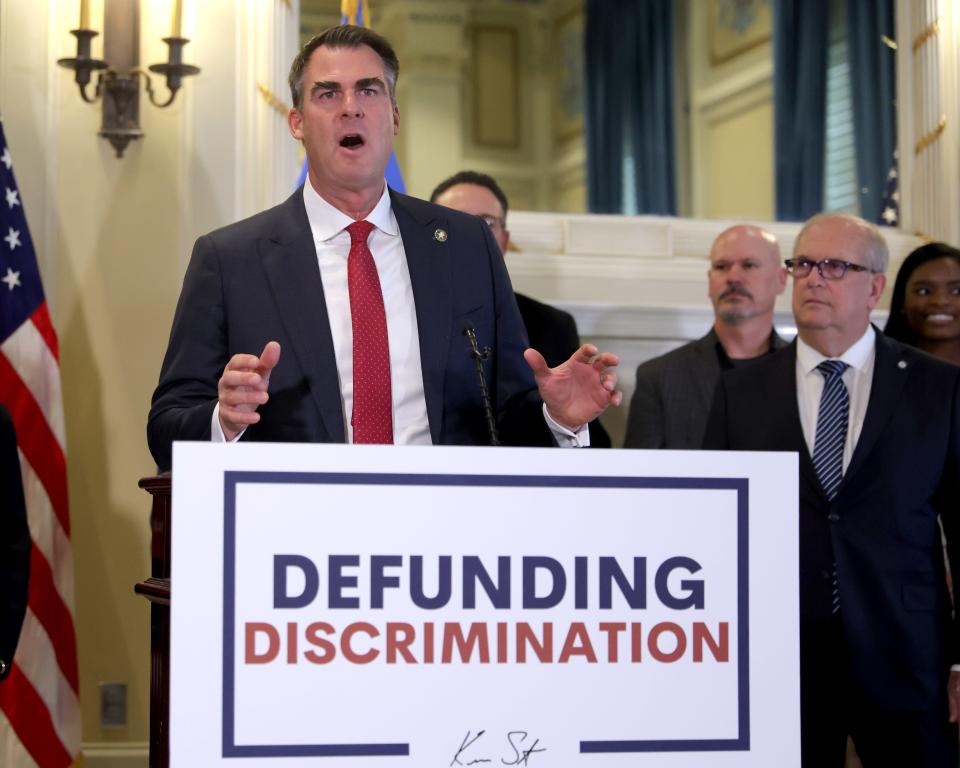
{"left": 171, "top": 0, "right": 182, "bottom": 37}
{"left": 80, "top": 0, "right": 90, "bottom": 29}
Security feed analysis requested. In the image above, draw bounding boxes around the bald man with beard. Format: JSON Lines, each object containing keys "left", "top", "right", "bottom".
{"left": 624, "top": 224, "right": 788, "bottom": 449}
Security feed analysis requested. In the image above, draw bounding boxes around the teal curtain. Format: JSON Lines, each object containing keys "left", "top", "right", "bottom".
{"left": 585, "top": 0, "right": 676, "bottom": 215}
{"left": 774, "top": 0, "right": 829, "bottom": 221}
{"left": 847, "top": 0, "right": 896, "bottom": 222}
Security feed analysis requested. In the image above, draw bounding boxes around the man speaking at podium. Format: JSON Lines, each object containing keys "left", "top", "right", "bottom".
{"left": 147, "top": 25, "right": 619, "bottom": 471}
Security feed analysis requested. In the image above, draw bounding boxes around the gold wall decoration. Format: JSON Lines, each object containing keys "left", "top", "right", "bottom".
{"left": 258, "top": 82, "right": 290, "bottom": 118}
{"left": 709, "top": 0, "right": 772, "bottom": 66}
{"left": 912, "top": 19, "right": 940, "bottom": 54}
{"left": 472, "top": 26, "right": 520, "bottom": 148}
{"left": 552, "top": 8, "right": 584, "bottom": 143}
{"left": 914, "top": 114, "right": 947, "bottom": 155}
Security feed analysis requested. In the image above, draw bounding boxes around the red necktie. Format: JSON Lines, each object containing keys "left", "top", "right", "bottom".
{"left": 346, "top": 220, "right": 393, "bottom": 443}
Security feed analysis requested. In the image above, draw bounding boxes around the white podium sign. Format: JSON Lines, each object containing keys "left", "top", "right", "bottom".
{"left": 170, "top": 443, "right": 799, "bottom": 766}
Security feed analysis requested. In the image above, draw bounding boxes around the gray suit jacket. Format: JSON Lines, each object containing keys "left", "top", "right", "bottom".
{"left": 623, "top": 328, "right": 785, "bottom": 449}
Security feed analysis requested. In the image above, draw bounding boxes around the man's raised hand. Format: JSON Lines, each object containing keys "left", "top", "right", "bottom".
{"left": 524, "top": 343, "right": 621, "bottom": 432}
{"left": 217, "top": 341, "right": 281, "bottom": 441}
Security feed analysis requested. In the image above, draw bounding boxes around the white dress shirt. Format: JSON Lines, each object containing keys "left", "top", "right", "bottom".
{"left": 213, "top": 180, "right": 588, "bottom": 446}
{"left": 795, "top": 325, "right": 876, "bottom": 470}
{"left": 303, "top": 181, "right": 431, "bottom": 445}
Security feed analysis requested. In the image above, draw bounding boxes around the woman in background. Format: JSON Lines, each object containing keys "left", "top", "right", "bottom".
{"left": 884, "top": 243, "right": 960, "bottom": 609}
{"left": 885, "top": 242, "right": 960, "bottom": 365}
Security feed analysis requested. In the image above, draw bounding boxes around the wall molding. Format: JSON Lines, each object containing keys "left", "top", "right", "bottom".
{"left": 691, "top": 58, "right": 773, "bottom": 111}
{"left": 507, "top": 211, "right": 921, "bottom": 308}
{"left": 82, "top": 742, "right": 149, "bottom": 768}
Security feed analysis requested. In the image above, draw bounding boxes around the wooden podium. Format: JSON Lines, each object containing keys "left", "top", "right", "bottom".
{"left": 135, "top": 475, "right": 171, "bottom": 768}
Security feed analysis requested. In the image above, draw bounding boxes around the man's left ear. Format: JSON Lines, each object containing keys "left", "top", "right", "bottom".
{"left": 868, "top": 273, "right": 887, "bottom": 308}
{"left": 288, "top": 108, "right": 304, "bottom": 141}
{"left": 392, "top": 104, "right": 400, "bottom": 135}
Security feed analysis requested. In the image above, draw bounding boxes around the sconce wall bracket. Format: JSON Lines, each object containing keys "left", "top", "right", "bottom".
{"left": 99, "top": 72, "right": 143, "bottom": 157}
{"left": 56, "top": 29, "right": 109, "bottom": 103}
{"left": 58, "top": 27, "right": 199, "bottom": 157}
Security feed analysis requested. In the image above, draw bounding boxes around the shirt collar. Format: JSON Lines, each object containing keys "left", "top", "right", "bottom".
{"left": 796, "top": 325, "right": 875, "bottom": 375}
{"left": 712, "top": 327, "right": 780, "bottom": 370}
{"left": 302, "top": 179, "right": 398, "bottom": 242}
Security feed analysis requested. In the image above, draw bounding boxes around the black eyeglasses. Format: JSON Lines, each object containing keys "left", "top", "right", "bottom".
{"left": 784, "top": 258, "right": 874, "bottom": 280}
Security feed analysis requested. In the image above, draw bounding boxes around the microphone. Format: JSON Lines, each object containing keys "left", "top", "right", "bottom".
{"left": 462, "top": 322, "right": 500, "bottom": 446}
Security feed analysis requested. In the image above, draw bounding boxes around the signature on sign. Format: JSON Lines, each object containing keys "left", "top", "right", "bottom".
{"left": 449, "top": 729, "right": 546, "bottom": 766}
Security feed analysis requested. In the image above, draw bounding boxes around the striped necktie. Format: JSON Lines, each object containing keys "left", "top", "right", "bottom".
{"left": 811, "top": 359, "right": 849, "bottom": 614}
{"left": 811, "top": 360, "right": 849, "bottom": 500}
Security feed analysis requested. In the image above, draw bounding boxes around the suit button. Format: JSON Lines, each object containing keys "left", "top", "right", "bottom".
{"left": 827, "top": 513, "right": 840, "bottom": 522}
{"left": 819, "top": 569, "right": 832, "bottom": 581}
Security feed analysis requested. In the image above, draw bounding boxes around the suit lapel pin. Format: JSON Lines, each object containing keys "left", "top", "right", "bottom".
{"left": 897, "top": 360, "right": 907, "bottom": 369}
{"left": 434, "top": 228, "right": 448, "bottom": 243}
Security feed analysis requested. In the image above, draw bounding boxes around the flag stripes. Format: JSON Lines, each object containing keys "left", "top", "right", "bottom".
{"left": 20, "top": 459, "right": 75, "bottom": 613}
{"left": 0, "top": 354, "right": 69, "bottom": 532}
{"left": 0, "top": 119, "right": 79, "bottom": 766}
{"left": 10, "top": 609, "right": 80, "bottom": 749}
{"left": 3, "top": 310, "right": 67, "bottom": 446}
{"left": 27, "top": 546, "right": 79, "bottom": 692}
{"left": 0, "top": 667, "right": 73, "bottom": 768}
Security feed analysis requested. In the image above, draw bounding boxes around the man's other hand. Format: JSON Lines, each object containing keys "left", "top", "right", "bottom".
{"left": 218, "top": 341, "right": 281, "bottom": 441}
{"left": 525, "top": 343, "right": 621, "bottom": 432}
{"left": 948, "top": 670, "right": 960, "bottom": 739}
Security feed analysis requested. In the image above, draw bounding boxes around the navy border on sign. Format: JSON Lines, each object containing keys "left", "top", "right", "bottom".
{"left": 220, "top": 472, "right": 750, "bottom": 758}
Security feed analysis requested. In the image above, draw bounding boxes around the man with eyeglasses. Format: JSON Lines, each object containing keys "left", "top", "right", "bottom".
{"left": 625, "top": 224, "right": 787, "bottom": 449}
{"left": 704, "top": 213, "right": 960, "bottom": 766}
{"left": 430, "top": 170, "right": 611, "bottom": 446}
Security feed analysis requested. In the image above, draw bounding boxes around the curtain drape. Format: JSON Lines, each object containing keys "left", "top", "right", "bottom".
{"left": 847, "top": 0, "right": 897, "bottom": 223}
{"left": 585, "top": 0, "right": 676, "bottom": 215}
{"left": 774, "top": 0, "right": 830, "bottom": 221}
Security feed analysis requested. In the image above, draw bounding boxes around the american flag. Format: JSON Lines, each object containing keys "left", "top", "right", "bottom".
{"left": 0, "top": 120, "right": 80, "bottom": 765}
{"left": 877, "top": 149, "right": 899, "bottom": 227}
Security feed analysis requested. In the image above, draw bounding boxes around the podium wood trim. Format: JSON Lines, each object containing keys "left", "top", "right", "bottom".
{"left": 137, "top": 475, "right": 171, "bottom": 768}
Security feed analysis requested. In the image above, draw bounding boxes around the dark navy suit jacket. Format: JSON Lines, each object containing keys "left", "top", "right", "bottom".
{"left": 704, "top": 332, "right": 960, "bottom": 710}
{"left": 148, "top": 189, "right": 552, "bottom": 470}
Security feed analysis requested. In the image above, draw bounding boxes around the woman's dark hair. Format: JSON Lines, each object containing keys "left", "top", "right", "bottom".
{"left": 884, "top": 242, "right": 960, "bottom": 343}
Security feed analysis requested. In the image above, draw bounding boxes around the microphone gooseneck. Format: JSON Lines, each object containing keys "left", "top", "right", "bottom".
{"left": 462, "top": 322, "right": 500, "bottom": 447}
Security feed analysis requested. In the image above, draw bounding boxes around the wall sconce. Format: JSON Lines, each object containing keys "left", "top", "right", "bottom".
{"left": 57, "top": 0, "right": 200, "bottom": 158}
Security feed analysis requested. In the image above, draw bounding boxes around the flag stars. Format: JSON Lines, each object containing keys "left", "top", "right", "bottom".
{"left": 881, "top": 207, "right": 898, "bottom": 225}
{"left": 2, "top": 267, "right": 20, "bottom": 291}
{"left": 0, "top": 147, "right": 10, "bottom": 170}
{"left": 5, "top": 226, "right": 21, "bottom": 250}
{"left": 5, "top": 187, "right": 19, "bottom": 209}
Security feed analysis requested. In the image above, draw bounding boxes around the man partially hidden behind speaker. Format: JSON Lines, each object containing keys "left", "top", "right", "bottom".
{"left": 430, "top": 170, "right": 613, "bottom": 448}
{"left": 1, "top": 403, "right": 30, "bottom": 681}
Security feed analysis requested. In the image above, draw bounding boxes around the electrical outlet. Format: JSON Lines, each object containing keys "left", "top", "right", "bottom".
{"left": 99, "top": 682, "right": 127, "bottom": 727}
